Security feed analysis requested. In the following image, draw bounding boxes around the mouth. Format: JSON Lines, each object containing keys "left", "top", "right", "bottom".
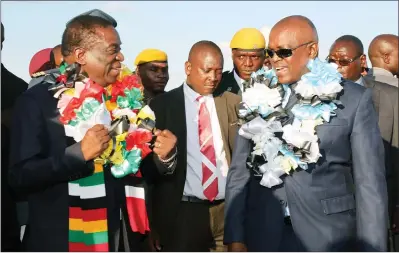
{"left": 274, "top": 66, "right": 288, "bottom": 75}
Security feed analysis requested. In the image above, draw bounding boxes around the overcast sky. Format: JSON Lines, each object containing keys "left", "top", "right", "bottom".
{"left": 2, "top": 1, "right": 398, "bottom": 90}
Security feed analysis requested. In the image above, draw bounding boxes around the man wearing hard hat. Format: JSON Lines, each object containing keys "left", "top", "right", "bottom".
{"left": 214, "top": 28, "right": 266, "bottom": 96}
{"left": 135, "top": 49, "right": 169, "bottom": 104}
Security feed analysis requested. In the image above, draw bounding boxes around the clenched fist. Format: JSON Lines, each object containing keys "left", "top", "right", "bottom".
{"left": 153, "top": 129, "right": 177, "bottom": 160}
{"left": 81, "top": 124, "right": 111, "bottom": 161}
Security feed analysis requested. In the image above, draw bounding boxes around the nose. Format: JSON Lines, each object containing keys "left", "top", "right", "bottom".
{"left": 116, "top": 51, "right": 124, "bottom": 62}
{"left": 209, "top": 71, "right": 217, "bottom": 81}
{"left": 244, "top": 56, "right": 253, "bottom": 67}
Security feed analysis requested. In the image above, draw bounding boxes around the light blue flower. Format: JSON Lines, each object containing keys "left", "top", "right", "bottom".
{"left": 303, "top": 58, "right": 342, "bottom": 87}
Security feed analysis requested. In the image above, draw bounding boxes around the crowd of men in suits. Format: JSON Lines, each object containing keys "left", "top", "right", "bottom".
{"left": 1, "top": 8, "right": 398, "bottom": 252}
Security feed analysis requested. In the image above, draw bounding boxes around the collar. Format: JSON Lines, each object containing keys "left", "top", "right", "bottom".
{"left": 232, "top": 69, "right": 246, "bottom": 86}
{"left": 371, "top": 67, "right": 394, "bottom": 77}
{"left": 355, "top": 76, "right": 364, "bottom": 86}
{"left": 183, "top": 82, "right": 213, "bottom": 103}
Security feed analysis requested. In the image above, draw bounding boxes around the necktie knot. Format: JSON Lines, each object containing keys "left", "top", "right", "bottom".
{"left": 196, "top": 95, "right": 205, "bottom": 103}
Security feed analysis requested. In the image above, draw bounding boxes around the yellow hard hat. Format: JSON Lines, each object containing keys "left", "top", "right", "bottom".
{"left": 134, "top": 49, "right": 168, "bottom": 66}
{"left": 230, "top": 28, "right": 266, "bottom": 50}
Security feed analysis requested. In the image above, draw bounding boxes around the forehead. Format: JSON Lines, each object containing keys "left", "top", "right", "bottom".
{"left": 94, "top": 26, "right": 121, "bottom": 47}
{"left": 147, "top": 61, "right": 168, "bottom": 68}
{"left": 233, "top": 49, "right": 264, "bottom": 56}
{"left": 330, "top": 41, "right": 357, "bottom": 56}
{"left": 268, "top": 27, "right": 301, "bottom": 49}
{"left": 193, "top": 50, "right": 223, "bottom": 67}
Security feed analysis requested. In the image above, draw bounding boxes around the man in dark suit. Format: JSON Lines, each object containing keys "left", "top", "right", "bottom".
{"left": 328, "top": 35, "right": 398, "bottom": 251}
{"left": 9, "top": 15, "right": 177, "bottom": 252}
{"left": 142, "top": 41, "right": 241, "bottom": 251}
{"left": 214, "top": 28, "right": 266, "bottom": 96}
{"left": 1, "top": 22, "right": 27, "bottom": 251}
{"left": 368, "top": 34, "right": 398, "bottom": 88}
{"left": 224, "top": 15, "right": 388, "bottom": 252}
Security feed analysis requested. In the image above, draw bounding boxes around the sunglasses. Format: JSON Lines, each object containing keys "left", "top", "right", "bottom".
{"left": 266, "top": 41, "right": 314, "bottom": 59}
{"left": 326, "top": 55, "right": 362, "bottom": 66}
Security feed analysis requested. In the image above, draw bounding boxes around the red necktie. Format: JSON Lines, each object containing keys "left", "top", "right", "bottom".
{"left": 197, "top": 96, "right": 218, "bottom": 201}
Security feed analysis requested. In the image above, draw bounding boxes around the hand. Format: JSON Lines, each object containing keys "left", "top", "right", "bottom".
{"left": 153, "top": 129, "right": 177, "bottom": 160}
{"left": 148, "top": 232, "right": 162, "bottom": 252}
{"left": 81, "top": 124, "right": 111, "bottom": 161}
{"left": 228, "top": 242, "right": 247, "bottom": 252}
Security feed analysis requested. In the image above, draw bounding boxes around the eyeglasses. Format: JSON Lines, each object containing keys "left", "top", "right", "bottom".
{"left": 326, "top": 55, "right": 362, "bottom": 66}
{"left": 266, "top": 41, "right": 314, "bottom": 59}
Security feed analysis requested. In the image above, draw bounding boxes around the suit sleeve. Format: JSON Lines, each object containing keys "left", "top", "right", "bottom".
{"left": 224, "top": 133, "right": 252, "bottom": 245}
{"left": 8, "top": 94, "right": 90, "bottom": 190}
{"left": 350, "top": 89, "right": 388, "bottom": 251}
{"left": 140, "top": 97, "right": 177, "bottom": 183}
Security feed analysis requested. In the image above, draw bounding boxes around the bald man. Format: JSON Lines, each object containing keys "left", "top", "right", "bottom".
{"left": 214, "top": 28, "right": 266, "bottom": 96}
{"left": 367, "top": 34, "right": 398, "bottom": 87}
{"left": 225, "top": 15, "right": 387, "bottom": 251}
{"left": 141, "top": 40, "right": 240, "bottom": 251}
{"left": 329, "top": 36, "right": 398, "bottom": 250}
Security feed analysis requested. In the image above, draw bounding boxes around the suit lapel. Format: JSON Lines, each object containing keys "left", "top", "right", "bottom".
{"left": 172, "top": 85, "right": 188, "bottom": 166}
{"left": 213, "top": 93, "right": 231, "bottom": 165}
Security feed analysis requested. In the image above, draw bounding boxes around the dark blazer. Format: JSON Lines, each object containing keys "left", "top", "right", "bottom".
{"left": 1, "top": 63, "right": 28, "bottom": 251}
{"left": 224, "top": 80, "right": 388, "bottom": 251}
{"left": 363, "top": 76, "right": 398, "bottom": 228}
{"left": 214, "top": 71, "right": 241, "bottom": 96}
{"left": 8, "top": 82, "right": 170, "bottom": 251}
{"left": 141, "top": 85, "right": 241, "bottom": 246}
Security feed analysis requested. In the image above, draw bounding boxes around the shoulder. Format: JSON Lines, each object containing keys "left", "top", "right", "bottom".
{"left": 221, "top": 91, "right": 241, "bottom": 104}
{"left": 150, "top": 85, "right": 183, "bottom": 108}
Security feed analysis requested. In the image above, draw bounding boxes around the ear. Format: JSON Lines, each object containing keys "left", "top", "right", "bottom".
{"left": 360, "top": 54, "right": 367, "bottom": 69}
{"left": 136, "top": 66, "right": 141, "bottom": 78}
{"left": 383, "top": 53, "right": 390, "bottom": 64}
{"left": 74, "top": 47, "right": 87, "bottom": 65}
{"left": 309, "top": 42, "right": 319, "bottom": 59}
{"left": 185, "top": 61, "right": 191, "bottom": 76}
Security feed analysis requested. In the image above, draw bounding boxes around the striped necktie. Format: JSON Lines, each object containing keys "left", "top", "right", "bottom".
{"left": 197, "top": 96, "right": 218, "bottom": 201}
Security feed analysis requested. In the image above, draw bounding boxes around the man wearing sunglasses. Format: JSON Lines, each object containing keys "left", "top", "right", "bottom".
{"left": 225, "top": 15, "right": 387, "bottom": 252}
{"left": 329, "top": 35, "right": 398, "bottom": 251}
{"left": 213, "top": 28, "right": 266, "bottom": 96}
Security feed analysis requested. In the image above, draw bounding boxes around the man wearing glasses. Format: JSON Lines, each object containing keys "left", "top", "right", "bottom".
{"left": 224, "top": 15, "right": 387, "bottom": 252}
{"left": 329, "top": 35, "right": 398, "bottom": 252}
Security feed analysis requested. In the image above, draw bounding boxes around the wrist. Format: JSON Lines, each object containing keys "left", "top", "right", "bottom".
{"left": 158, "top": 147, "right": 177, "bottom": 163}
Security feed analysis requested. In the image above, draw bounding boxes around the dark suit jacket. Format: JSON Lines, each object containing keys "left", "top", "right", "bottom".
{"left": 1, "top": 63, "right": 28, "bottom": 251}
{"left": 141, "top": 85, "right": 241, "bottom": 246}
{"left": 224, "top": 80, "right": 388, "bottom": 251}
{"left": 214, "top": 71, "right": 241, "bottom": 96}
{"left": 363, "top": 76, "right": 398, "bottom": 225}
{"left": 8, "top": 82, "right": 170, "bottom": 251}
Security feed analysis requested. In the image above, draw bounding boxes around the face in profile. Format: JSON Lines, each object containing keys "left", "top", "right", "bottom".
{"left": 185, "top": 49, "right": 223, "bottom": 95}
{"left": 137, "top": 62, "right": 169, "bottom": 94}
{"left": 75, "top": 25, "right": 124, "bottom": 87}
{"left": 232, "top": 49, "right": 265, "bottom": 80}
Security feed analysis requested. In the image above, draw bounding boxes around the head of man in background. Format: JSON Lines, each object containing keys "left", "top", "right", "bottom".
{"left": 369, "top": 34, "right": 398, "bottom": 77}
{"left": 327, "top": 35, "right": 367, "bottom": 83}
{"left": 50, "top": 44, "right": 63, "bottom": 68}
{"left": 29, "top": 48, "right": 53, "bottom": 77}
{"left": 231, "top": 28, "right": 266, "bottom": 81}
{"left": 135, "top": 49, "right": 169, "bottom": 102}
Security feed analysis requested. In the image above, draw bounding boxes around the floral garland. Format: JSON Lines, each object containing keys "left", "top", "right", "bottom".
{"left": 238, "top": 58, "right": 343, "bottom": 188}
{"left": 47, "top": 63, "right": 155, "bottom": 251}
{"left": 51, "top": 63, "right": 156, "bottom": 177}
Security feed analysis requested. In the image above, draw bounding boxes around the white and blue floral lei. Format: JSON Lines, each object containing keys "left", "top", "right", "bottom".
{"left": 238, "top": 58, "right": 343, "bottom": 188}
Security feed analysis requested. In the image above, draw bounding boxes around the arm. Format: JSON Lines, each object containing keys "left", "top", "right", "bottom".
{"left": 224, "top": 133, "right": 252, "bottom": 248}
{"left": 390, "top": 89, "right": 399, "bottom": 232}
{"left": 350, "top": 89, "right": 388, "bottom": 251}
{"left": 8, "top": 94, "right": 90, "bottom": 190}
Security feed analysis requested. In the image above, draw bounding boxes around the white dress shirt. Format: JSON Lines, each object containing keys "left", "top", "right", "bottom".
{"left": 183, "top": 83, "right": 229, "bottom": 200}
{"left": 232, "top": 70, "right": 245, "bottom": 92}
{"left": 355, "top": 76, "right": 365, "bottom": 86}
